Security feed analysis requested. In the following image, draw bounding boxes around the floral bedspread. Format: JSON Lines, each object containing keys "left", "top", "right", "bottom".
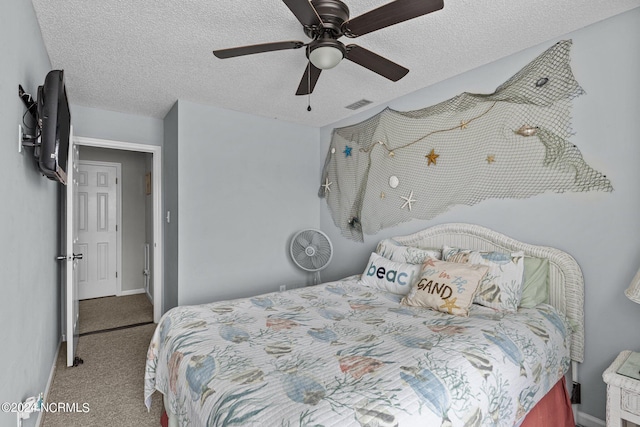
{"left": 144, "top": 276, "right": 571, "bottom": 427}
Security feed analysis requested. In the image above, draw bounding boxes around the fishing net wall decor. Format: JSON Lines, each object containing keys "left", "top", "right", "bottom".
{"left": 319, "top": 40, "right": 613, "bottom": 242}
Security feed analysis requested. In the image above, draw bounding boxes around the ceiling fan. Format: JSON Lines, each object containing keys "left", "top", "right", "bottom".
{"left": 212, "top": 0, "right": 444, "bottom": 96}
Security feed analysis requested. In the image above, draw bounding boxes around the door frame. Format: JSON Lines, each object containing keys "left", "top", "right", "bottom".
{"left": 77, "top": 160, "right": 122, "bottom": 299}
{"left": 74, "top": 136, "right": 163, "bottom": 323}
{"left": 64, "top": 128, "right": 79, "bottom": 367}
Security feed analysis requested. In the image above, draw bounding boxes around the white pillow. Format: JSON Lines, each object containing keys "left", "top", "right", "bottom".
{"left": 358, "top": 252, "right": 421, "bottom": 295}
{"left": 376, "top": 238, "right": 441, "bottom": 264}
{"left": 443, "top": 246, "right": 525, "bottom": 313}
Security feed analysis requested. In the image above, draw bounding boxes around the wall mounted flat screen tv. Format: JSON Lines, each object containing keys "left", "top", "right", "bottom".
{"left": 36, "top": 70, "right": 71, "bottom": 185}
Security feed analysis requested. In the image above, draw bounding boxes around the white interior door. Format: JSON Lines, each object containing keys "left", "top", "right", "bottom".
{"left": 64, "top": 131, "right": 81, "bottom": 367}
{"left": 77, "top": 162, "right": 119, "bottom": 300}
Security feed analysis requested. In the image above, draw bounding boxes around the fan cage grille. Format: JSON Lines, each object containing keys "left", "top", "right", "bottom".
{"left": 290, "top": 229, "right": 333, "bottom": 272}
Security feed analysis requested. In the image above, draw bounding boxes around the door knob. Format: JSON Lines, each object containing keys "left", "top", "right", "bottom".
{"left": 57, "top": 254, "right": 84, "bottom": 261}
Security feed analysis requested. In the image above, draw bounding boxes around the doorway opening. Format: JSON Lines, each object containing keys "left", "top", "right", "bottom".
{"left": 74, "top": 137, "right": 163, "bottom": 324}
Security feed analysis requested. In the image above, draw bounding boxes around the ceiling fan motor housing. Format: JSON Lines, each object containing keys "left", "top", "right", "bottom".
{"left": 304, "top": 0, "right": 350, "bottom": 38}
{"left": 304, "top": 0, "right": 350, "bottom": 68}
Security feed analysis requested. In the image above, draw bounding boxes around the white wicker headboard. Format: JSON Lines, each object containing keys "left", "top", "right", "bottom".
{"left": 391, "top": 223, "right": 584, "bottom": 363}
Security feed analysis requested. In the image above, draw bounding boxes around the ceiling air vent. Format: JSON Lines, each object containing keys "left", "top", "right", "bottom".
{"left": 345, "top": 99, "right": 372, "bottom": 110}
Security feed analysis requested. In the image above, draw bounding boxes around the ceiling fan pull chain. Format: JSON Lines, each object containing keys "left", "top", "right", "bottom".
{"left": 307, "top": 59, "right": 312, "bottom": 111}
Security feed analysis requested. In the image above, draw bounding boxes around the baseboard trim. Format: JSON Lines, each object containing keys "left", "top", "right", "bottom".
{"left": 36, "top": 341, "right": 61, "bottom": 427}
{"left": 119, "top": 288, "right": 146, "bottom": 296}
{"left": 576, "top": 410, "right": 605, "bottom": 427}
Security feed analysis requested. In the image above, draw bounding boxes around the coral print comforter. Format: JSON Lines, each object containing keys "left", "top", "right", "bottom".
{"left": 144, "top": 277, "right": 571, "bottom": 427}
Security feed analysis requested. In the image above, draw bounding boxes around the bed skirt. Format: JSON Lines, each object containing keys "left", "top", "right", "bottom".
{"left": 520, "top": 376, "right": 574, "bottom": 427}
{"left": 159, "top": 376, "right": 574, "bottom": 427}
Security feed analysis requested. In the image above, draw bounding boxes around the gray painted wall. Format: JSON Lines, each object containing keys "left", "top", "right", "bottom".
{"left": 319, "top": 9, "right": 640, "bottom": 422}
{"left": 0, "top": 1, "right": 58, "bottom": 426}
{"left": 175, "top": 100, "right": 320, "bottom": 305}
{"left": 71, "top": 105, "right": 164, "bottom": 147}
{"left": 79, "top": 147, "right": 150, "bottom": 293}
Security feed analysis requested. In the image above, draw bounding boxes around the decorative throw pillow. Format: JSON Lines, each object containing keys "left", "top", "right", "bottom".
{"left": 401, "top": 259, "right": 489, "bottom": 317}
{"left": 519, "top": 257, "right": 549, "bottom": 308}
{"left": 358, "top": 252, "right": 421, "bottom": 295}
{"left": 443, "top": 246, "right": 525, "bottom": 313}
{"left": 375, "top": 238, "right": 441, "bottom": 264}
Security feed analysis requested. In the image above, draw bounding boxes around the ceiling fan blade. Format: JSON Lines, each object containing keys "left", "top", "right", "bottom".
{"left": 295, "top": 62, "right": 322, "bottom": 95}
{"left": 282, "top": 0, "right": 323, "bottom": 28}
{"left": 342, "top": 0, "right": 444, "bottom": 37}
{"left": 345, "top": 45, "right": 409, "bottom": 81}
{"left": 213, "top": 41, "right": 304, "bottom": 59}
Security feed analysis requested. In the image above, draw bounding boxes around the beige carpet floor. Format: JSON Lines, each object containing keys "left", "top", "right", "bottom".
{"left": 41, "top": 323, "right": 163, "bottom": 427}
{"left": 79, "top": 294, "right": 153, "bottom": 334}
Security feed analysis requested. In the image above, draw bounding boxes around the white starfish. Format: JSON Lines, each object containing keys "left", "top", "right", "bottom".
{"left": 400, "top": 190, "right": 416, "bottom": 211}
{"left": 322, "top": 177, "right": 333, "bottom": 194}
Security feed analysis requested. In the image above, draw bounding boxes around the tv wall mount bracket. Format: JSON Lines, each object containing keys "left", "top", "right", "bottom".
{"left": 18, "top": 84, "right": 40, "bottom": 147}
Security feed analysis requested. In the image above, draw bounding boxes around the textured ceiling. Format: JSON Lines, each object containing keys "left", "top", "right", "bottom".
{"left": 31, "top": 0, "right": 640, "bottom": 128}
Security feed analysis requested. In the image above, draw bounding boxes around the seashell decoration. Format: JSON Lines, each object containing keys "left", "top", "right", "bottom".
{"left": 389, "top": 176, "right": 399, "bottom": 188}
{"left": 535, "top": 77, "right": 549, "bottom": 87}
{"left": 514, "top": 125, "right": 538, "bottom": 137}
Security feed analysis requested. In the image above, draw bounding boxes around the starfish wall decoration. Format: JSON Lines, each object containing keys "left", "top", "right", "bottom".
{"left": 400, "top": 191, "right": 416, "bottom": 211}
{"left": 322, "top": 178, "right": 332, "bottom": 194}
{"left": 425, "top": 149, "right": 439, "bottom": 166}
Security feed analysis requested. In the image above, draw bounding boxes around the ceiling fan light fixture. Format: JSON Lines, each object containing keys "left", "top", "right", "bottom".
{"left": 309, "top": 45, "right": 344, "bottom": 69}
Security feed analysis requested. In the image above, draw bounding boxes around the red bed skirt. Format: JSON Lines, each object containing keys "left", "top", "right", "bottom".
{"left": 520, "top": 376, "right": 575, "bottom": 427}
{"left": 159, "top": 377, "right": 574, "bottom": 427}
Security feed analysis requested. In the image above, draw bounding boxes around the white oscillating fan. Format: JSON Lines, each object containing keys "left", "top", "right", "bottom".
{"left": 290, "top": 229, "right": 333, "bottom": 285}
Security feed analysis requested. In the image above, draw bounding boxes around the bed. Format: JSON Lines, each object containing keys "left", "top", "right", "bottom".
{"left": 145, "top": 223, "right": 583, "bottom": 426}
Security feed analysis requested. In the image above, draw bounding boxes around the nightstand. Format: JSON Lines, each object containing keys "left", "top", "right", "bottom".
{"left": 603, "top": 351, "right": 640, "bottom": 427}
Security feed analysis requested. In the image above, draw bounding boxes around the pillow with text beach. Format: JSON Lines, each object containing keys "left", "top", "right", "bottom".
{"left": 358, "top": 252, "right": 421, "bottom": 295}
